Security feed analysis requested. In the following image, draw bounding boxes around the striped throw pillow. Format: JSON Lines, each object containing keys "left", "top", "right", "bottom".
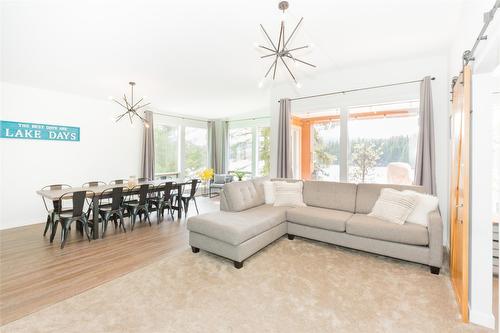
{"left": 368, "top": 188, "right": 417, "bottom": 224}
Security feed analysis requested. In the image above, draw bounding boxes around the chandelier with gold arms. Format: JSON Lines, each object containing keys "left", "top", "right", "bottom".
{"left": 112, "top": 82, "right": 150, "bottom": 127}
{"left": 258, "top": 1, "right": 315, "bottom": 84}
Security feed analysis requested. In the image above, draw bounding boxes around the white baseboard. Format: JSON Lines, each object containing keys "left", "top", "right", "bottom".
{"left": 469, "top": 308, "right": 495, "bottom": 329}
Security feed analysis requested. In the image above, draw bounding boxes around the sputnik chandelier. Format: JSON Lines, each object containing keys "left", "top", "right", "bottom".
{"left": 258, "top": 1, "right": 315, "bottom": 85}
{"left": 112, "top": 82, "right": 150, "bottom": 127}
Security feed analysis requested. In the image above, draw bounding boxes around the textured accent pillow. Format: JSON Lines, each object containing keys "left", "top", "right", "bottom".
{"left": 263, "top": 181, "right": 286, "bottom": 204}
{"left": 403, "top": 190, "right": 439, "bottom": 226}
{"left": 273, "top": 181, "right": 307, "bottom": 207}
{"left": 368, "top": 188, "right": 417, "bottom": 224}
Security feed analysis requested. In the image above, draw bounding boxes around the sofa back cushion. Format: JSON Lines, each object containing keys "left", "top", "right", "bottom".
{"left": 303, "top": 181, "right": 357, "bottom": 213}
{"left": 222, "top": 180, "right": 265, "bottom": 212}
{"left": 355, "top": 183, "right": 425, "bottom": 214}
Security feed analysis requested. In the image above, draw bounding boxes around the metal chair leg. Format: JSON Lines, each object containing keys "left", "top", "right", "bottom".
{"left": 193, "top": 197, "right": 199, "bottom": 215}
{"left": 82, "top": 218, "right": 91, "bottom": 242}
{"left": 145, "top": 209, "right": 152, "bottom": 227}
{"left": 43, "top": 215, "right": 51, "bottom": 236}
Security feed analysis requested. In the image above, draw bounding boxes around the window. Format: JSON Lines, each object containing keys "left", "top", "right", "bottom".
{"left": 312, "top": 120, "right": 340, "bottom": 181}
{"left": 154, "top": 116, "right": 209, "bottom": 179}
{"left": 154, "top": 124, "right": 179, "bottom": 175}
{"left": 229, "top": 127, "right": 253, "bottom": 174}
{"left": 257, "top": 126, "right": 271, "bottom": 177}
{"left": 184, "top": 126, "right": 208, "bottom": 178}
{"left": 294, "top": 100, "right": 419, "bottom": 185}
{"left": 228, "top": 119, "right": 271, "bottom": 178}
{"left": 348, "top": 102, "right": 418, "bottom": 184}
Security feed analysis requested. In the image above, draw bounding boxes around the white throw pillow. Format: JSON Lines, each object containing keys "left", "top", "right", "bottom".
{"left": 273, "top": 181, "right": 306, "bottom": 207}
{"left": 263, "top": 181, "right": 286, "bottom": 204}
{"left": 403, "top": 190, "right": 439, "bottom": 226}
{"left": 368, "top": 188, "right": 417, "bottom": 224}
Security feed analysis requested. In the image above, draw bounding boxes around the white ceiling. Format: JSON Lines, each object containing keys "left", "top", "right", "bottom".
{"left": 1, "top": 0, "right": 466, "bottom": 118}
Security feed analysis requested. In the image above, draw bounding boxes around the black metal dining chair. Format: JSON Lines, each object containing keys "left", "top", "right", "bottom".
{"left": 148, "top": 182, "right": 176, "bottom": 222}
{"left": 97, "top": 187, "right": 126, "bottom": 237}
{"left": 41, "top": 184, "right": 72, "bottom": 237}
{"left": 109, "top": 179, "right": 127, "bottom": 185}
{"left": 180, "top": 179, "right": 201, "bottom": 217}
{"left": 123, "top": 184, "right": 151, "bottom": 231}
{"left": 53, "top": 190, "right": 95, "bottom": 249}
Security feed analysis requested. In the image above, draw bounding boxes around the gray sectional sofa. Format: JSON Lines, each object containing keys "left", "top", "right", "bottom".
{"left": 187, "top": 178, "right": 443, "bottom": 274}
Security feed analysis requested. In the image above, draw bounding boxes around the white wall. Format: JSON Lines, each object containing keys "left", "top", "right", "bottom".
{"left": 269, "top": 55, "right": 451, "bottom": 245}
{"left": 0, "top": 82, "right": 142, "bottom": 230}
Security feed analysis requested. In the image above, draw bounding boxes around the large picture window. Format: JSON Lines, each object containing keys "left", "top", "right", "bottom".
{"left": 312, "top": 119, "right": 340, "bottom": 181}
{"left": 154, "top": 116, "right": 208, "bottom": 179}
{"left": 293, "top": 100, "right": 419, "bottom": 185}
{"left": 348, "top": 102, "right": 418, "bottom": 184}
{"left": 184, "top": 126, "right": 208, "bottom": 178}
{"left": 228, "top": 119, "right": 270, "bottom": 178}
{"left": 154, "top": 124, "right": 179, "bottom": 175}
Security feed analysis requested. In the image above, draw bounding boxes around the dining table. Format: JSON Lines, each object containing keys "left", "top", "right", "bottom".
{"left": 36, "top": 179, "right": 193, "bottom": 239}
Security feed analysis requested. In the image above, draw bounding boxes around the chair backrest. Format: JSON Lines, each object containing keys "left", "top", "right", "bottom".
{"left": 189, "top": 179, "right": 200, "bottom": 197}
{"left": 82, "top": 181, "right": 106, "bottom": 187}
{"left": 100, "top": 187, "right": 125, "bottom": 210}
{"left": 155, "top": 182, "right": 175, "bottom": 201}
{"left": 58, "top": 190, "right": 95, "bottom": 217}
{"left": 138, "top": 177, "right": 151, "bottom": 183}
{"left": 127, "top": 184, "right": 151, "bottom": 205}
{"left": 109, "top": 179, "right": 127, "bottom": 185}
{"left": 40, "top": 184, "right": 72, "bottom": 212}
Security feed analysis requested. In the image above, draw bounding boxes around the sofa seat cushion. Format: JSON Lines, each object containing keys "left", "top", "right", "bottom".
{"left": 346, "top": 214, "right": 429, "bottom": 246}
{"left": 187, "top": 205, "right": 287, "bottom": 246}
{"left": 286, "top": 206, "right": 352, "bottom": 232}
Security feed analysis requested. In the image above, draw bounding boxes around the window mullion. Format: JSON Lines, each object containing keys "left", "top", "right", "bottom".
{"left": 340, "top": 106, "right": 349, "bottom": 182}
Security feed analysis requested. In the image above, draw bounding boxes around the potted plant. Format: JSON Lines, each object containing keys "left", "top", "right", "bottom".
{"left": 232, "top": 170, "right": 246, "bottom": 181}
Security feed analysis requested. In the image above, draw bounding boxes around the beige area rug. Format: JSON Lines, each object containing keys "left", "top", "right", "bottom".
{"left": 1, "top": 237, "right": 493, "bottom": 333}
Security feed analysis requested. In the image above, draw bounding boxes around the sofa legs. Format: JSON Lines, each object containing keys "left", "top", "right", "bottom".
{"left": 287, "top": 234, "right": 295, "bottom": 240}
{"left": 430, "top": 266, "right": 440, "bottom": 275}
{"left": 234, "top": 261, "right": 243, "bottom": 269}
{"left": 191, "top": 246, "right": 200, "bottom": 253}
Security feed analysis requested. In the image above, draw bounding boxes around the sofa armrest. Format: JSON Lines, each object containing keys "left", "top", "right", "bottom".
{"left": 428, "top": 210, "right": 444, "bottom": 268}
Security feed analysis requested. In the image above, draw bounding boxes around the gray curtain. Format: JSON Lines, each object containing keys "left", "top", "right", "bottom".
{"left": 414, "top": 76, "right": 436, "bottom": 194}
{"left": 209, "top": 120, "right": 228, "bottom": 174}
{"left": 208, "top": 121, "right": 217, "bottom": 171}
{"left": 277, "top": 98, "right": 292, "bottom": 178}
{"left": 141, "top": 111, "right": 155, "bottom": 179}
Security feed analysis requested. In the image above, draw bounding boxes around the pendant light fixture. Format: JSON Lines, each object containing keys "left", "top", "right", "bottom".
{"left": 112, "top": 82, "right": 151, "bottom": 127}
{"left": 257, "top": 1, "right": 315, "bottom": 85}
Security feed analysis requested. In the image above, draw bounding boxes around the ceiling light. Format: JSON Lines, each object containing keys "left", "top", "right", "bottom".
{"left": 257, "top": 1, "right": 315, "bottom": 83}
{"left": 112, "top": 82, "right": 151, "bottom": 126}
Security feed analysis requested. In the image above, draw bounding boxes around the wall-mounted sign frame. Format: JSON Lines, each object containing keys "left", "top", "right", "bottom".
{"left": 0, "top": 120, "right": 80, "bottom": 142}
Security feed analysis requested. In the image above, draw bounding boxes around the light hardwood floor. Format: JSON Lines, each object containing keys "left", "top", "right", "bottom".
{"left": 0, "top": 196, "right": 219, "bottom": 325}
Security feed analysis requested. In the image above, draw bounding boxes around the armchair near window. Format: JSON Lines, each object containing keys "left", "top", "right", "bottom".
{"left": 209, "top": 174, "right": 234, "bottom": 197}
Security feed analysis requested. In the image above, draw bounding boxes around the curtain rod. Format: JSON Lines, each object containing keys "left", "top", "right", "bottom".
{"left": 279, "top": 77, "right": 435, "bottom": 103}
{"left": 463, "top": 1, "right": 499, "bottom": 65}
{"left": 152, "top": 111, "right": 209, "bottom": 123}
{"left": 228, "top": 116, "right": 271, "bottom": 122}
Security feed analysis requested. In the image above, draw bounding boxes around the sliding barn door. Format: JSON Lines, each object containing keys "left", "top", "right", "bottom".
{"left": 449, "top": 65, "right": 471, "bottom": 323}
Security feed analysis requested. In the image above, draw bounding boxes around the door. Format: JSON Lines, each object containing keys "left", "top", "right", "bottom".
{"left": 449, "top": 65, "right": 471, "bottom": 322}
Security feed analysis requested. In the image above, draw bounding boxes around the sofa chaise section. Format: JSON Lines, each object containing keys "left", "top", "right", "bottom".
{"left": 187, "top": 180, "right": 287, "bottom": 268}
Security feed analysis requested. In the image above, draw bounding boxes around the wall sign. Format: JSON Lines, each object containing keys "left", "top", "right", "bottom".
{"left": 0, "top": 121, "right": 80, "bottom": 142}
